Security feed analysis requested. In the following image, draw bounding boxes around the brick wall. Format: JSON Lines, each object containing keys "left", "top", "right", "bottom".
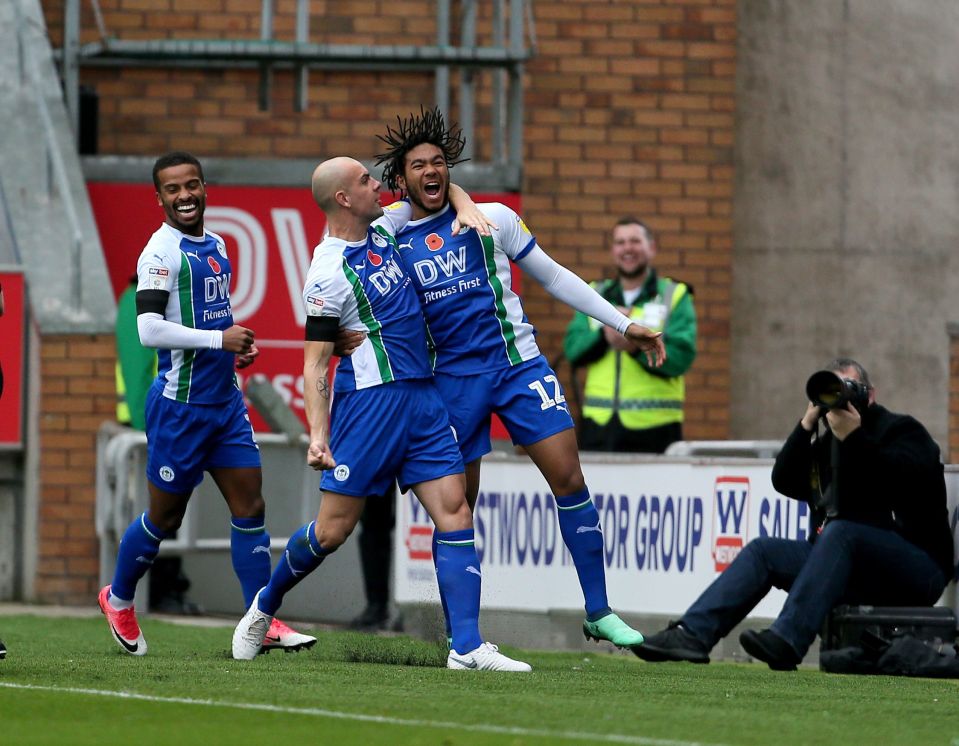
{"left": 37, "top": 0, "right": 736, "bottom": 602}
{"left": 36, "top": 335, "right": 116, "bottom": 603}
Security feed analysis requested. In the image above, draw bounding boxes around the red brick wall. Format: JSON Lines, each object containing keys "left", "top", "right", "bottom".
{"left": 37, "top": 0, "right": 736, "bottom": 602}
{"left": 36, "top": 336, "right": 116, "bottom": 603}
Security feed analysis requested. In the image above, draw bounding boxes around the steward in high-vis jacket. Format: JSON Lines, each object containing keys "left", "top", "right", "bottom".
{"left": 564, "top": 218, "right": 696, "bottom": 453}
{"left": 115, "top": 276, "right": 158, "bottom": 430}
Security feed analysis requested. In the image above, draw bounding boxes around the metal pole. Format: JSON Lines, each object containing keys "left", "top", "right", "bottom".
{"left": 63, "top": 0, "right": 80, "bottom": 143}
{"left": 258, "top": 0, "right": 274, "bottom": 111}
{"left": 508, "top": 0, "right": 525, "bottom": 168}
{"left": 491, "top": 0, "right": 506, "bottom": 164}
{"left": 13, "top": 0, "right": 26, "bottom": 88}
{"left": 459, "top": 0, "right": 476, "bottom": 161}
{"left": 434, "top": 0, "right": 450, "bottom": 117}
{"left": 294, "top": 0, "right": 309, "bottom": 112}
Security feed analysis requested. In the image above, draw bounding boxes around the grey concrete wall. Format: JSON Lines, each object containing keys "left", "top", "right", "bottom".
{"left": 1, "top": 0, "right": 115, "bottom": 332}
{"left": 732, "top": 0, "right": 959, "bottom": 446}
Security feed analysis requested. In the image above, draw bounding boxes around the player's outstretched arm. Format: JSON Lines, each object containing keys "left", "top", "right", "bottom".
{"left": 518, "top": 244, "right": 666, "bottom": 363}
{"left": 303, "top": 339, "right": 336, "bottom": 471}
{"left": 624, "top": 324, "right": 665, "bottom": 367}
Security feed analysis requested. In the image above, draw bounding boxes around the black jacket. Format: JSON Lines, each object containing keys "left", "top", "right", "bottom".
{"left": 771, "top": 404, "right": 954, "bottom": 579}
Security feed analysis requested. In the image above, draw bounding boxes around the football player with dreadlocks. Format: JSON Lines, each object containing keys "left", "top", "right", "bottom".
{"left": 376, "top": 107, "right": 665, "bottom": 651}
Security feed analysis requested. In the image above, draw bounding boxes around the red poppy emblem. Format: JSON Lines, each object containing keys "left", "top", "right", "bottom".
{"left": 207, "top": 256, "right": 221, "bottom": 273}
{"left": 426, "top": 233, "right": 445, "bottom": 251}
{"left": 367, "top": 249, "right": 383, "bottom": 267}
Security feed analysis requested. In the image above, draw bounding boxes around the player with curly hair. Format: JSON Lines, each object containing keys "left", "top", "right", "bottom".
{"left": 375, "top": 108, "right": 665, "bottom": 651}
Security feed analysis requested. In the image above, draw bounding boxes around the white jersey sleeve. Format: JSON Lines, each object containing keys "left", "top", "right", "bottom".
{"left": 302, "top": 242, "right": 357, "bottom": 324}
{"left": 518, "top": 246, "right": 632, "bottom": 335}
{"left": 376, "top": 200, "right": 413, "bottom": 238}
{"left": 137, "top": 313, "right": 223, "bottom": 350}
{"left": 136, "top": 236, "right": 179, "bottom": 293}
{"left": 481, "top": 203, "right": 537, "bottom": 261}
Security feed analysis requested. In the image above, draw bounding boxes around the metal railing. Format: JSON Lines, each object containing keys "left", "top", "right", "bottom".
{"left": 95, "top": 423, "right": 318, "bottom": 606}
{"left": 60, "top": 0, "right": 535, "bottom": 190}
{"left": 664, "top": 441, "right": 784, "bottom": 459}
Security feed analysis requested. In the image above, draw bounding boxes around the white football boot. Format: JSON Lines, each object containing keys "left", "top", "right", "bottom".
{"left": 232, "top": 589, "right": 274, "bottom": 660}
{"left": 447, "top": 642, "right": 532, "bottom": 672}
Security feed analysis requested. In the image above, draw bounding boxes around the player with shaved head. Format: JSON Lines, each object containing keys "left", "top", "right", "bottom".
{"left": 232, "top": 156, "right": 531, "bottom": 672}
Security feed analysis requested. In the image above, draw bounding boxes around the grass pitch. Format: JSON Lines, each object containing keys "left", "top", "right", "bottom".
{"left": 0, "top": 614, "right": 957, "bottom": 745}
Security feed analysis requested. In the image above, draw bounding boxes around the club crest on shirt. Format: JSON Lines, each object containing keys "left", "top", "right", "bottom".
{"left": 372, "top": 232, "right": 388, "bottom": 248}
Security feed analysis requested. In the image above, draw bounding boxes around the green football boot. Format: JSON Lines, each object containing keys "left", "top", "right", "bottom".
{"left": 583, "top": 612, "right": 645, "bottom": 648}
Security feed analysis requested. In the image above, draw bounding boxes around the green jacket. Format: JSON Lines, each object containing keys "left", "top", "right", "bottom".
{"left": 563, "top": 269, "right": 696, "bottom": 430}
{"left": 116, "top": 283, "right": 157, "bottom": 430}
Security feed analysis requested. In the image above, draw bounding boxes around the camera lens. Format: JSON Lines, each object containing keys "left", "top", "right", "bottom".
{"left": 806, "top": 370, "right": 845, "bottom": 409}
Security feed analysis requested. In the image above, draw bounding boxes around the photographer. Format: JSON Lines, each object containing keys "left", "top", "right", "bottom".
{"left": 634, "top": 358, "right": 953, "bottom": 670}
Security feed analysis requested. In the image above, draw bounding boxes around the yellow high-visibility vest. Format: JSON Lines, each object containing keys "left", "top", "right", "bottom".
{"left": 582, "top": 280, "right": 686, "bottom": 430}
{"left": 116, "top": 360, "right": 131, "bottom": 425}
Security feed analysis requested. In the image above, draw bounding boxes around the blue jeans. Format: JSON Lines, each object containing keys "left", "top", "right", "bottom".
{"left": 681, "top": 520, "right": 948, "bottom": 657}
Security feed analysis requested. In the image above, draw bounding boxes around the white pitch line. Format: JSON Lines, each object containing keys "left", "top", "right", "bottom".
{"left": 0, "top": 682, "right": 725, "bottom": 746}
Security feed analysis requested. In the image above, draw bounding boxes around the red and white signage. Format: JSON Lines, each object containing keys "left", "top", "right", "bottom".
{"left": 0, "top": 270, "right": 25, "bottom": 448}
{"left": 711, "top": 475, "right": 750, "bottom": 572}
{"left": 88, "top": 182, "right": 522, "bottom": 435}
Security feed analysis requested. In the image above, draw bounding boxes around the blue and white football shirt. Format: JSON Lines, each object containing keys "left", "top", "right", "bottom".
{"left": 135, "top": 223, "right": 238, "bottom": 404}
{"left": 302, "top": 202, "right": 432, "bottom": 391}
{"left": 395, "top": 203, "right": 540, "bottom": 374}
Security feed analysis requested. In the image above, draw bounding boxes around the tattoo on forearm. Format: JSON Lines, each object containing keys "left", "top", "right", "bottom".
{"left": 315, "top": 377, "right": 330, "bottom": 400}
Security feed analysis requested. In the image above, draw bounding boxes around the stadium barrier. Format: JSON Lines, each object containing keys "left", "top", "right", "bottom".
{"left": 96, "top": 424, "right": 959, "bottom": 652}
{"left": 95, "top": 421, "right": 366, "bottom": 621}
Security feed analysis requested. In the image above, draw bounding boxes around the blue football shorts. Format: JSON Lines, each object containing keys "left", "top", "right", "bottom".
{"left": 320, "top": 378, "right": 464, "bottom": 497}
{"left": 433, "top": 355, "right": 575, "bottom": 464}
{"left": 144, "top": 382, "right": 261, "bottom": 494}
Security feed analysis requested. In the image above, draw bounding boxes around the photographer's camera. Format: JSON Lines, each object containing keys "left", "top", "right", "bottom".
{"left": 805, "top": 370, "right": 869, "bottom": 414}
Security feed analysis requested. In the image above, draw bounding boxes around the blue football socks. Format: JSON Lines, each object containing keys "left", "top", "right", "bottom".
{"left": 111, "top": 512, "right": 166, "bottom": 602}
{"left": 230, "top": 515, "right": 272, "bottom": 608}
{"left": 434, "top": 528, "right": 483, "bottom": 654}
{"left": 257, "top": 522, "right": 327, "bottom": 616}
{"left": 432, "top": 530, "right": 453, "bottom": 643}
{"left": 555, "top": 488, "right": 611, "bottom": 620}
